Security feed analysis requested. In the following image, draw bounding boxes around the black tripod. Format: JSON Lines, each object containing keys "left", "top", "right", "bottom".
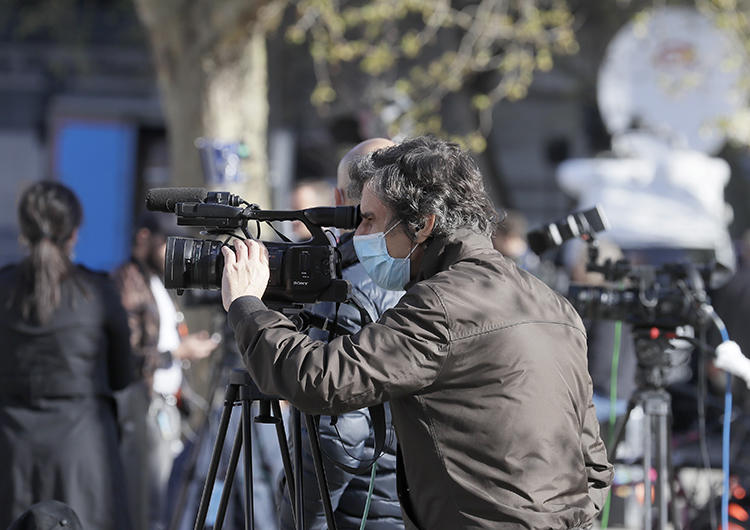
{"left": 607, "top": 328, "right": 692, "bottom": 530}
{"left": 191, "top": 369, "right": 339, "bottom": 530}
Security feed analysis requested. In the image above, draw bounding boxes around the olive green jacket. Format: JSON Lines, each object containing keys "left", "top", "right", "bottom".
{"left": 228, "top": 229, "right": 613, "bottom": 529}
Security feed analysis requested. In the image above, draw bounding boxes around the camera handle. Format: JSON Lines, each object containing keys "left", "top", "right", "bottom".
{"left": 191, "top": 369, "right": 338, "bottom": 530}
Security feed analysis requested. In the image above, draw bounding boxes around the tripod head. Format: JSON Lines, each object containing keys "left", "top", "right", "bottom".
{"left": 226, "top": 369, "right": 280, "bottom": 425}
{"left": 631, "top": 327, "right": 694, "bottom": 390}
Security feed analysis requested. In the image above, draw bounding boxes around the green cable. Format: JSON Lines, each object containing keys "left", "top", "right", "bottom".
{"left": 600, "top": 490, "right": 613, "bottom": 530}
{"left": 608, "top": 321, "right": 623, "bottom": 446}
{"left": 600, "top": 320, "right": 623, "bottom": 530}
{"left": 359, "top": 461, "right": 377, "bottom": 530}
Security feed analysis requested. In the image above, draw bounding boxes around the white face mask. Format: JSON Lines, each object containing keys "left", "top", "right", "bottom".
{"left": 353, "top": 221, "right": 417, "bottom": 291}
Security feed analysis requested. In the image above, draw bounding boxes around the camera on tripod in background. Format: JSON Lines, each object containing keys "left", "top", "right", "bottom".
{"left": 145, "top": 187, "right": 360, "bottom": 304}
{"left": 526, "top": 203, "right": 715, "bottom": 330}
{"left": 532, "top": 206, "right": 724, "bottom": 529}
{"left": 567, "top": 250, "right": 716, "bottom": 391}
{"left": 567, "top": 257, "right": 714, "bottom": 330}
{"left": 527, "top": 204, "right": 609, "bottom": 256}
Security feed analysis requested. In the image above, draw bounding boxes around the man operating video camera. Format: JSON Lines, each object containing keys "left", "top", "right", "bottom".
{"left": 221, "top": 136, "right": 613, "bottom": 529}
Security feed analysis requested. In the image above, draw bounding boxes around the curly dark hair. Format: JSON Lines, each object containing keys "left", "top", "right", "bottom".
{"left": 349, "top": 136, "right": 498, "bottom": 240}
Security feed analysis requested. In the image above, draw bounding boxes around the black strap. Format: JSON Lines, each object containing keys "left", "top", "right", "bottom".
{"left": 306, "top": 290, "right": 387, "bottom": 474}
{"left": 297, "top": 309, "right": 352, "bottom": 338}
{"left": 328, "top": 302, "right": 341, "bottom": 343}
{"left": 348, "top": 290, "right": 376, "bottom": 328}
{"left": 316, "top": 403, "right": 388, "bottom": 475}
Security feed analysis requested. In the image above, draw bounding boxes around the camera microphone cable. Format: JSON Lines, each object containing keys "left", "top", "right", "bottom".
{"left": 608, "top": 321, "right": 624, "bottom": 447}
{"left": 359, "top": 461, "right": 377, "bottom": 530}
{"left": 697, "top": 325, "right": 718, "bottom": 530}
{"left": 599, "top": 319, "right": 623, "bottom": 530}
{"left": 678, "top": 306, "right": 744, "bottom": 530}
{"left": 706, "top": 307, "right": 740, "bottom": 530}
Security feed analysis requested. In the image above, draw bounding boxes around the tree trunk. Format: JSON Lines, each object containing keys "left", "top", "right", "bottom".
{"left": 133, "top": 0, "right": 274, "bottom": 206}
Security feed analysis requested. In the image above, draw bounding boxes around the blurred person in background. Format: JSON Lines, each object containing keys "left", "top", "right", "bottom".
{"left": 290, "top": 178, "right": 334, "bottom": 241}
{"left": 0, "top": 181, "right": 133, "bottom": 529}
{"left": 113, "top": 212, "right": 218, "bottom": 530}
{"left": 711, "top": 229, "right": 750, "bottom": 414}
{"left": 491, "top": 209, "right": 538, "bottom": 271}
{"left": 492, "top": 210, "right": 567, "bottom": 292}
{"left": 277, "top": 138, "right": 404, "bottom": 530}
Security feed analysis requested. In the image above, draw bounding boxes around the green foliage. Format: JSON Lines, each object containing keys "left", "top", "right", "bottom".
{"left": 695, "top": 0, "right": 750, "bottom": 145}
{"left": 288, "top": 0, "right": 579, "bottom": 151}
{"left": 0, "top": 0, "right": 146, "bottom": 76}
{"left": 1, "top": 0, "right": 144, "bottom": 46}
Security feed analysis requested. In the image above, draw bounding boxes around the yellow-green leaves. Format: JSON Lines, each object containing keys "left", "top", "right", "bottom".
{"left": 288, "top": 0, "right": 579, "bottom": 152}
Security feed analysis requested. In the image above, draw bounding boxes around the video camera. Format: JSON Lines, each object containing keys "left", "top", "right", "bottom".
{"left": 527, "top": 205, "right": 715, "bottom": 329}
{"left": 567, "top": 260, "right": 713, "bottom": 329}
{"left": 145, "top": 187, "right": 360, "bottom": 304}
{"left": 527, "top": 205, "right": 608, "bottom": 256}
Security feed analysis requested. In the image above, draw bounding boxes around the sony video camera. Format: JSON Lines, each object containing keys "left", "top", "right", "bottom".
{"left": 145, "top": 187, "right": 360, "bottom": 305}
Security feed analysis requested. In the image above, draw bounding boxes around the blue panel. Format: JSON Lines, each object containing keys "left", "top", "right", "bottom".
{"left": 57, "top": 121, "right": 136, "bottom": 272}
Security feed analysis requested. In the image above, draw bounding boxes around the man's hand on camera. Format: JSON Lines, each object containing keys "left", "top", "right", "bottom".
{"left": 221, "top": 239, "right": 270, "bottom": 312}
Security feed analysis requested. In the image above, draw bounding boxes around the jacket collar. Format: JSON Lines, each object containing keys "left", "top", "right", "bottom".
{"left": 409, "top": 228, "right": 494, "bottom": 287}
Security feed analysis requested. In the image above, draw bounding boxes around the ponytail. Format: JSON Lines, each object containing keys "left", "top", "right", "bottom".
{"left": 14, "top": 182, "right": 82, "bottom": 324}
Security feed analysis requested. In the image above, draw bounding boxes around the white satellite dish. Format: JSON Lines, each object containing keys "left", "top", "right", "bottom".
{"left": 557, "top": 6, "right": 741, "bottom": 274}
{"left": 597, "top": 6, "right": 747, "bottom": 154}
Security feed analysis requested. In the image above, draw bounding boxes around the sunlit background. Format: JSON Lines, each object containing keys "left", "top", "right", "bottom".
{"left": 0, "top": 0, "right": 747, "bottom": 271}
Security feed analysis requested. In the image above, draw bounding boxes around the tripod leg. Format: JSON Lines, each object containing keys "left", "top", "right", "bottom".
{"left": 608, "top": 394, "right": 638, "bottom": 463}
{"left": 667, "top": 408, "right": 681, "bottom": 530}
{"left": 241, "top": 393, "right": 254, "bottom": 530}
{"left": 292, "top": 408, "right": 305, "bottom": 530}
{"left": 169, "top": 422, "right": 210, "bottom": 530}
{"left": 643, "top": 410, "right": 653, "bottom": 529}
{"left": 656, "top": 407, "right": 669, "bottom": 529}
{"left": 641, "top": 390, "right": 672, "bottom": 530}
{"left": 304, "top": 414, "right": 338, "bottom": 530}
{"left": 194, "top": 383, "right": 239, "bottom": 530}
{"left": 169, "top": 349, "right": 228, "bottom": 530}
{"left": 272, "top": 401, "right": 297, "bottom": 526}
{"left": 215, "top": 423, "right": 244, "bottom": 530}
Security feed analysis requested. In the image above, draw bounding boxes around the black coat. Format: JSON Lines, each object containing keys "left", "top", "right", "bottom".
{"left": 0, "top": 264, "right": 134, "bottom": 530}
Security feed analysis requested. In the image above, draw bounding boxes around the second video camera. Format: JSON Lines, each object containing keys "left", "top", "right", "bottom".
{"left": 567, "top": 261, "right": 712, "bottom": 329}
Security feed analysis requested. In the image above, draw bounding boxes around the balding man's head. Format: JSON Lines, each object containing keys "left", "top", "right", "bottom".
{"left": 335, "top": 138, "right": 395, "bottom": 206}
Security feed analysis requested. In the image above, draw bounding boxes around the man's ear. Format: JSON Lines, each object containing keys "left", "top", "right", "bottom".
{"left": 334, "top": 188, "right": 345, "bottom": 207}
{"left": 415, "top": 214, "right": 436, "bottom": 244}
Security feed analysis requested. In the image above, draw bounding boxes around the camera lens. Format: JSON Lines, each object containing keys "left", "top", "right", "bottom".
{"left": 165, "top": 236, "right": 224, "bottom": 289}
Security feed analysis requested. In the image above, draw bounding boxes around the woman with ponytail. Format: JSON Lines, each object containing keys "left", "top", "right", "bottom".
{"left": 0, "top": 181, "right": 134, "bottom": 529}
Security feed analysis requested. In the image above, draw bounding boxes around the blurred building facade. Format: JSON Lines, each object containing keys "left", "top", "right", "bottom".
{"left": 0, "top": 4, "right": 161, "bottom": 269}
{"left": 1, "top": 2, "right": 749, "bottom": 270}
